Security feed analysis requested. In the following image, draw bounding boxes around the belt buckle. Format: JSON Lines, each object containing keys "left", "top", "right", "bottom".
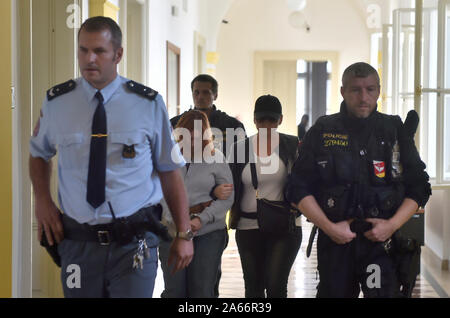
{"left": 97, "top": 231, "right": 111, "bottom": 246}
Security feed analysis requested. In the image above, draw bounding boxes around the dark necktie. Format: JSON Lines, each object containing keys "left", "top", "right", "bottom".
{"left": 87, "top": 91, "right": 107, "bottom": 208}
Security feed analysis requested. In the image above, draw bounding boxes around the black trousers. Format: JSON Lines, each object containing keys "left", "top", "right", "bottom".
{"left": 236, "top": 227, "right": 302, "bottom": 298}
{"left": 316, "top": 230, "right": 400, "bottom": 298}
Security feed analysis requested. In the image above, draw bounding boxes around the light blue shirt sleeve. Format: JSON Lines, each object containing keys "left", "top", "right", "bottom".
{"left": 151, "top": 95, "right": 185, "bottom": 172}
{"left": 29, "top": 100, "right": 56, "bottom": 162}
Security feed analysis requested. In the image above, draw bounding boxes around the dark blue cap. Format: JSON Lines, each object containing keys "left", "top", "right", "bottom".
{"left": 254, "top": 95, "right": 282, "bottom": 120}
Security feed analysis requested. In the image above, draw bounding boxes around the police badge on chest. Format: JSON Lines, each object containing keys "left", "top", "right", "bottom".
{"left": 122, "top": 145, "right": 136, "bottom": 159}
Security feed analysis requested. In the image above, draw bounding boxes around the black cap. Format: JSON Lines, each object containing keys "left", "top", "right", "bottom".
{"left": 254, "top": 95, "right": 282, "bottom": 120}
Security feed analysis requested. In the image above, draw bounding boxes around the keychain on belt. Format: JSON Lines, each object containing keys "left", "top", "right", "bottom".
{"left": 108, "top": 202, "right": 150, "bottom": 270}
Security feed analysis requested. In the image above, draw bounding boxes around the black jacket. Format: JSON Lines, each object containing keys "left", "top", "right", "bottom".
{"left": 170, "top": 105, "right": 246, "bottom": 157}
{"left": 229, "top": 133, "right": 299, "bottom": 229}
{"left": 286, "top": 103, "right": 431, "bottom": 222}
{"left": 297, "top": 123, "right": 307, "bottom": 141}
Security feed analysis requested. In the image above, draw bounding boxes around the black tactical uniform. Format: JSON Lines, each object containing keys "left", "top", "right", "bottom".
{"left": 171, "top": 105, "right": 246, "bottom": 157}
{"left": 286, "top": 103, "right": 431, "bottom": 297}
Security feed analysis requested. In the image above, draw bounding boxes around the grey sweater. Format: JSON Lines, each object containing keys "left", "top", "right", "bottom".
{"left": 161, "top": 152, "right": 234, "bottom": 237}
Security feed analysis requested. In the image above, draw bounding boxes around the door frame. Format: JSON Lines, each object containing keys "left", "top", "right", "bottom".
{"left": 119, "top": 0, "right": 149, "bottom": 85}
{"left": 166, "top": 41, "right": 181, "bottom": 116}
{"left": 12, "top": 0, "right": 33, "bottom": 298}
{"left": 13, "top": 0, "right": 81, "bottom": 298}
{"left": 254, "top": 51, "right": 340, "bottom": 116}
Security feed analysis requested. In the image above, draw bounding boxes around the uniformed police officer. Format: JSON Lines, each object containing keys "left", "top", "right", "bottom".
{"left": 29, "top": 16, "right": 194, "bottom": 298}
{"left": 286, "top": 62, "right": 431, "bottom": 298}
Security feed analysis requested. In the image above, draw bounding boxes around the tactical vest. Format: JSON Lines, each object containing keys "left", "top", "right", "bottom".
{"left": 313, "top": 111, "right": 405, "bottom": 222}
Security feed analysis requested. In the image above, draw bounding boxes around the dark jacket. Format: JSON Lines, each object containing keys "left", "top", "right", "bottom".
{"left": 297, "top": 123, "right": 307, "bottom": 141}
{"left": 170, "top": 105, "right": 246, "bottom": 157}
{"left": 229, "top": 133, "right": 299, "bottom": 229}
{"left": 286, "top": 102, "right": 431, "bottom": 222}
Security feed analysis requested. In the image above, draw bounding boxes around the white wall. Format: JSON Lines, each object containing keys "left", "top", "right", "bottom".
{"left": 147, "top": 0, "right": 231, "bottom": 117}
{"left": 425, "top": 188, "right": 450, "bottom": 264}
{"left": 197, "top": 0, "right": 234, "bottom": 51}
{"left": 215, "top": 0, "right": 371, "bottom": 135}
{"left": 148, "top": 0, "right": 194, "bottom": 115}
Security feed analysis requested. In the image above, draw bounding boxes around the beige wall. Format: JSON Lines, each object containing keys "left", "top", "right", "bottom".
{"left": 425, "top": 187, "right": 450, "bottom": 263}
{"left": 90, "top": 0, "right": 119, "bottom": 21}
{"left": 145, "top": 0, "right": 238, "bottom": 116}
{"left": 215, "top": 0, "right": 371, "bottom": 135}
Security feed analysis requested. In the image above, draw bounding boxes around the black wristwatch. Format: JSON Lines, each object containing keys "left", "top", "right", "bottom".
{"left": 176, "top": 229, "right": 194, "bottom": 241}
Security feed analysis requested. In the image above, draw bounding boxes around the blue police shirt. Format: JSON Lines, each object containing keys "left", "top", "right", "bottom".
{"left": 30, "top": 75, "right": 185, "bottom": 225}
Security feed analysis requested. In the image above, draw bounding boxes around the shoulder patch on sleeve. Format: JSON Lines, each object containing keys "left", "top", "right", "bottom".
{"left": 126, "top": 80, "right": 159, "bottom": 101}
{"left": 47, "top": 80, "right": 76, "bottom": 101}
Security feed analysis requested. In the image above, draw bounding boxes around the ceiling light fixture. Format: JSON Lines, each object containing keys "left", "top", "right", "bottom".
{"left": 287, "top": 0, "right": 310, "bottom": 32}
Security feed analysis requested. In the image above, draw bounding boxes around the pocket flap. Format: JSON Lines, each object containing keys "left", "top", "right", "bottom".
{"left": 109, "top": 131, "right": 145, "bottom": 145}
{"left": 57, "top": 133, "right": 84, "bottom": 147}
{"left": 316, "top": 155, "right": 335, "bottom": 183}
{"left": 325, "top": 185, "right": 348, "bottom": 197}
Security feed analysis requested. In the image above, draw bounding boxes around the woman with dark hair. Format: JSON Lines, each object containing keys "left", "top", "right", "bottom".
{"left": 229, "top": 95, "right": 302, "bottom": 298}
{"left": 159, "top": 110, "right": 234, "bottom": 298}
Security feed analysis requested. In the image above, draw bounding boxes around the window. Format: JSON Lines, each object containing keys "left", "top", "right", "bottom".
{"left": 421, "top": 4, "right": 439, "bottom": 179}
{"left": 443, "top": 8, "right": 450, "bottom": 181}
{"left": 296, "top": 60, "right": 308, "bottom": 126}
{"left": 392, "top": 8, "right": 416, "bottom": 120}
{"left": 380, "top": 24, "right": 393, "bottom": 114}
{"left": 419, "top": 0, "right": 450, "bottom": 183}
{"left": 444, "top": 96, "right": 450, "bottom": 180}
{"left": 296, "top": 60, "right": 331, "bottom": 127}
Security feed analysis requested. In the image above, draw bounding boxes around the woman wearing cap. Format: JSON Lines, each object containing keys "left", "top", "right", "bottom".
{"left": 228, "top": 95, "right": 302, "bottom": 298}
{"left": 158, "top": 110, "right": 234, "bottom": 298}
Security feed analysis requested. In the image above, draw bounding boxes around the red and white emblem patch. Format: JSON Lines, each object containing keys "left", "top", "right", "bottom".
{"left": 373, "top": 160, "right": 385, "bottom": 178}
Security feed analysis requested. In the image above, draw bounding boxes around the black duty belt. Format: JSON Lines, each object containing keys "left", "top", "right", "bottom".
{"left": 62, "top": 205, "right": 171, "bottom": 245}
{"left": 349, "top": 219, "right": 373, "bottom": 233}
{"left": 305, "top": 219, "right": 374, "bottom": 258}
{"left": 63, "top": 215, "right": 115, "bottom": 245}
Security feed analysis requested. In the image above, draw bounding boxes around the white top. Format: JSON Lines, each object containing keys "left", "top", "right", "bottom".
{"left": 238, "top": 136, "right": 301, "bottom": 230}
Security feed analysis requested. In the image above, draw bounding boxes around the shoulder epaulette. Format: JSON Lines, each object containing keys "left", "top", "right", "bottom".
{"left": 126, "top": 81, "right": 158, "bottom": 101}
{"left": 47, "top": 80, "right": 76, "bottom": 101}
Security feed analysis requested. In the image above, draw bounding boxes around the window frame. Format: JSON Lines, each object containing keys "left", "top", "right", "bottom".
{"left": 418, "top": 0, "right": 450, "bottom": 185}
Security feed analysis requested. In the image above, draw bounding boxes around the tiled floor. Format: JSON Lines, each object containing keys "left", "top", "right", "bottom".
{"left": 154, "top": 217, "right": 441, "bottom": 298}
